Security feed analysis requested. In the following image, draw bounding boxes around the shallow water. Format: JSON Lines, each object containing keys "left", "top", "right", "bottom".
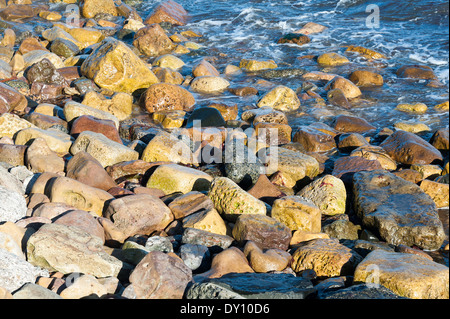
{"left": 134, "top": 0, "right": 449, "bottom": 133}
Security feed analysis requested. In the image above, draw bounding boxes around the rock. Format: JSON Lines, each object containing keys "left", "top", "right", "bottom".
{"left": 13, "top": 283, "right": 62, "bottom": 299}
{"left": 295, "top": 22, "right": 328, "bottom": 35}
{"left": 70, "top": 131, "right": 139, "bottom": 167}
{"left": 319, "top": 283, "right": 405, "bottom": 299}
{"left": 247, "top": 174, "right": 285, "bottom": 205}
{"left": 141, "top": 83, "right": 195, "bottom": 114}
{"left": 397, "top": 65, "right": 437, "bottom": 80}
{"left": 141, "top": 132, "right": 196, "bottom": 165}
{"left": 291, "top": 238, "right": 362, "bottom": 277}
{"left": 70, "top": 115, "right": 122, "bottom": 144}
{"left": 153, "top": 54, "right": 185, "bottom": 70}
{"left": 68, "top": 28, "right": 105, "bottom": 49}
{"left": 50, "top": 38, "right": 80, "bottom": 58}
{"left": 168, "top": 191, "right": 214, "bottom": 219}
{"left": 208, "top": 177, "right": 267, "bottom": 222}
{"left": 23, "top": 50, "right": 64, "bottom": 69}
{"left": 254, "top": 122, "right": 292, "bottom": 146}
{"left": 243, "top": 241, "right": 291, "bottom": 273}
{"left": 411, "top": 164, "right": 442, "bottom": 179}
{"left": 0, "top": 143, "right": 27, "bottom": 166}
{"left": 430, "top": 127, "right": 449, "bottom": 151}
{"left": 265, "top": 147, "right": 320, "bottom": 188}
{"left": 317, "top": 52, "right": 349, "bottom": 66}
{"left": 82, "top": 0, "right": 117, "bottom": 19}
{"left": 228, "top": 86, "right": 258, "bottom": 96}
{"left": 200, "top": 247, "right": 254, "bottom": 279}
{"left": 145, "top": 236, "right": 174, "bottom": 253}
{"left": 380, "top": 130, "right": 443, "bottom": 165}
{"left": 337, "top": 133, "right": 369, "bottom": 151}
{"left": 290, "top": 230, "right": 330, "bottom": 247}
{"left": 190, "top": 76, "right": 230, "bottom": 93}
{"left": 322, "top": 219, "right": 361, "bottom": 240}
{"left": 349, "top": 70, "right": 384, "bottom": 87}
{"left": 392, "top": 169, "right": 423, "bottom": 184}
{"left": 232, "top": 214, "right": 292, "bottom": 251}
{"left": 179, "top": 243, "right": 211, "bottom": 271}
{"left": 81, "top": 37, "right": 159, "bottom": 94}
{"left": 354, "top": 250, "right": 448, "bottom": 299}
{"left": 271, "top": 196, "right": 321, "bottom": 232}
{"left": 128, "top": 251, "right": 192, "bottom": 299}
{"left": 0, "top": 185, "right": 27, "bottom": 222}
{"left": 0, "top": 113, "right": 36, "bottom": 139}
{"left": 24, "top": 112, "right": 68, "bottom": 132}
{"left": 239, "top": 59, "right": 277, "bottom": 72}
{"left": 153, "top": 67, "right": 184, "bottom": 85}
{"left": 25, "top": 137, "right": 65, "bottom": 174}
{"left": 103, "top": 194, "right": 173, "bottom": 238}
{"left": 327, "top": 88, "right": 350, "bottom": 108}
{"left": 45, "top": 176, "right": 114, "bottom": 217}
{"left": 297, "top": 175, "right": 347, "bottom": 216}
{"left": 187, "top": 272, "right": 314, "bottom": 299}
{"left": 81, "top": 91, "right": 133, "bottom": 122}
{"left": 292, "top": 126, "right": 336, "bottom": 152}
{"left": 66, "top": 151, "right": 117, "bottom": 191}
{"left": 257, "top": 85, "right": 300, "bottom": 111}
{"left": 350, "top": 145, "right": 397, "bottom": 171}
{"left": 53, "top": 210, "right": 105, "bottom": 243}
{"left": 333, "top": 155, "right": 384, "bottom": 183}
{"left": 15, "top": 127, "right": 73, "bottom": 156}
{"left": 182, "top": 208, "right": 227, "bottom": 236}
{"left": 353, "top": 170, "right": 445, "bottom": 250}
{"left": 207, "top": 103, "right": 238, "bottom": 122}
{"left": 434, "top": 101, "right": 449, "bottom": 111}
{"left": 59, "top": 274, "right": 107, "bottom": 299}
{"left": 332, "top": 114, "right": 376, "bottom": 133}
{"left": 185, "top": 107, "right": 226, "bottom": 129}
{"left": 0, "top": 82, "right": 28, "bottom": 115}
{"left": 223, "top": 141, "right": 264, "bottom": 187}
{"left": 27, "top": 223, "right": 122, "bottom": 277}
{"left": 181, "top": 227, "right": 234, "bottom": 252}
{"left": 143, "top": 0, "right": 189, "bottom": 26}
{"left": 324, "top": 76, "right": 362, "bottom": 99}
{"left": 0, "top": 249, "right": 49, "bottom": 293}
{"left": 420, "top": 180, "right": 449, "bottom": 208}
{"left": 277, "top": 33, "right": 310, "bottom": 45}
{"left": 193, "top": 59, "right": 220, "bottom": 77}
{"left": 147, "top": 163, "right": 213, "bottom": 195}
{"left": 64, "top": 101, "right": 120, "bottom": 129}
{"left": 396, "top": 102, "right": 428, "bottom": 114}
{"left": 133, "top": 23, "right": 176, "bottom": 57}
{"left": 346, "top": 45, "right": 386, "bottom": 59}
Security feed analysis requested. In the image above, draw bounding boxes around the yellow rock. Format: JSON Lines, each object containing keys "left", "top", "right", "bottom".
{"left": 68, "top": 28, "right": 105, "bottom": 49}
{"left": 411, "top": 164, "right": 443, "bottom": 179}
{"left": 152, "top": 67, "right": 184, "bottom": 85}
{"left": 39, "top": 11, "right": 62, "bottom": 21}
{"left": 271, "top": 196, "right": 321, "bottom": 232}
{"left": 239, "top": 59, "right": 277, "bottom": 71}
{"left": 290, "top": 230, "right": 329, "bottom": 247}
{"left": 434, "top": 101, "right": 449, "bottom": 111}
{"left": 141, "top": 132, "right": 197, "bottom": 165}
{"left": 243, "top": 241, "right": 291, "bottom": 273}
{"left": 420, "top": 180, "right": 449, "bottom": 208}
{"left": 153, "top": 110, "right": 186, "bottom": 128}
{"left": 396, "top": 102, "right": 428, "bottom": 114}
{"left": 63, "top": 101, "right": 120, "bottom": 128}
{"left": 346, "top": 45, "right": 386, "bottom": 59}
{"left": 152, "top": 54, "right": 185, "bottom": 70}
{"left": 182, "top": 208, "right": 227, "bottom": 236}
{"left": 393, "top": 121, "right": 430, "bottom": 133}
{"left": 80, "top": 37, "right": 159, "bottom": 94}
{"left": 317, "top": 52, "right": 349, "bottom": 66}
{"left": 41, "top": 27, "right": 82, "bottom": 49}
{"left": 82, "top": 91, "right": 133, "bottom": 121}
{"left": 184, "top": 41, "right": 202, "bottom": 50}
{"left": 172, "top": 45, "right": 190, "bottom": 55}
{"left": 82, "top": 0, "right": 117, "bottom": 19}
{"left": 354, "top": 250, "right": 448, "bottom": 299}
{"left": 257, "top": 85, "right": 300, "bottom": 111}
{"left": 180, "top": 30, "right": 202, "bottom": 38}
{"left": 14, "top": 127, "right": 73, "bottom": 156}
{"left": 0, "top": 113, "right": 36, "bottom": 139}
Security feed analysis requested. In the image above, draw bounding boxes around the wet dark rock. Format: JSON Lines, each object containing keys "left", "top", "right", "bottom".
{"left": 187, "top": 273, "right": 315, "bottom": 299}
{"left": 185, "top": 107, "right": 226, "bottom": 128}
{"left": 258, "top": 67, "right": 306, "bottom": 79}
{"left": 277, "top": 33, "right": 310, "bottom": 45}
{"left": 25, "top": 58, "right": 68, "bottom": 86}
{"left": 50, "top": 38, "right": 80, "bottom": 58}
{"left": 319, "top": 283, "right": 407, "bottom": 299}
{"left": 353, "top": 170, "right": 445, "bottom": 251}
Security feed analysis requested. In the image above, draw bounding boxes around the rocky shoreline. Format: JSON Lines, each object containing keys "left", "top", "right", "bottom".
{"left": 0, "top": 0, "right": 449, "bottom": 300}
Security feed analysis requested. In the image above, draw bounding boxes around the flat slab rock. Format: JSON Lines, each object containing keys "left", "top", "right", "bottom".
{"left": 187, "top": 273, "right": 315, "bottom": 299}
{"left": 353, "top": 170, "right": 445, "bottom": 251}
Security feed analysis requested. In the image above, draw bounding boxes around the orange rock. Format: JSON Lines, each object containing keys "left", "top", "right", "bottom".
{"left": 143, "top": 0, "right": 189, "bottom": 26}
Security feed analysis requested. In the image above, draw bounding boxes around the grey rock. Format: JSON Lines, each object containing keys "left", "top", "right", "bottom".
{"left": 12, "top": 283, "right": 62, "bottom": 299}
{"left": 187, "top": 273, "right": 315, "bottom": 299}
{"left": 353, "top": 170, "right": 445, "bottom": 251}
{"left": 181, "top": 228, "right": 234, "bottom": 253}
{"left": 179, "top": 243, "right": 210, "bottom": 271}
{"left": 145, "top": 236, "right": 174, "bottom": 253}
{"left": 0, "top": 185, "right": 27, "bottom": 223}
{"left": 319, "top": 283, "right": 407, "bottom": 299}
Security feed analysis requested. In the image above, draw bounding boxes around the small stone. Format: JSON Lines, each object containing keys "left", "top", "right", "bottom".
{"left": 181, "top": 227, "right": 234, "bottom": 252}
{"left": 349, "top": 70, "right": 384, "bottom": 87}
{"left": 332, "top": 114, "right": 376, "bottom": 133}
{"left": 193, "top": 59, "right": 220, "bottom": 77}
{"left": 324, "top": 76, "right": 362, "bottom": 99}
{"left": 257, "top": 85, "right": 300, "bottom": 111}
{"left": 346, "top": 45, "right": 386, "bottom": 59}
{"left": 243, "top": 241, "right": 291, "bottom": 273}
{"left": 396, "top": 102, "right": 428, "bottom": 114}
{"left": 179, "top": 243, "right": 210, "bottom": 271}
{"left": 153, "top": 54, "right": 185, "bottom": 70}
{"left": 277, "top": 33, "right": 310, "bottom": 45}
{"left": 190, "top": 76, "right": 230, "bottom": 94}
{"left": 239, "top": 59, "right": 277, "bottom": 72}
{"left": 317, "top": 52, "right": 349, "bottom": 67}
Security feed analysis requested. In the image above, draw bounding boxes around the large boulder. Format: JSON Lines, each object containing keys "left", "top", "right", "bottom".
{"left": 81, "top": 37, "right": 159, "bottom": 93}
{"left": 353, "top": 170, "right": 445, "bottom": 251}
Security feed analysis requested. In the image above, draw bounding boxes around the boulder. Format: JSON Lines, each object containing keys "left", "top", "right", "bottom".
{"left": 103, "top": 194, "right": 173, "bottom": 238}
{"left": 81, "top": 37, "right": 159, "bottom": 93}
{"left": 27, "top": 223, "right": 122, "bottom": 277}
{"left": 143, "top": 0, "right": 189, "bottom": 26}
{"left": 380, "top": 130, "right": 443, "bottom": 165}
{"left": 133, "top": 23, "right": 176, "bottom": 57}
{"left": 271, "top": 196, "right": 321, "bottom": 232}
{"left": 140, "top": 83, "right": 195, "bottom": 113}
{"left": 324, "top": 76, "right": 362, "bottom": 99}
{"left": 353, "top": 170, "right": 445, "bottom": 250}
{"left": 354, "top": 250, "right": 448, "bottom": 299}
{"left": 82, "top": 0, "right": 117, "bottom": 19}
{"left": 257, "top": 85, "right": 300, "bottom": 111}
